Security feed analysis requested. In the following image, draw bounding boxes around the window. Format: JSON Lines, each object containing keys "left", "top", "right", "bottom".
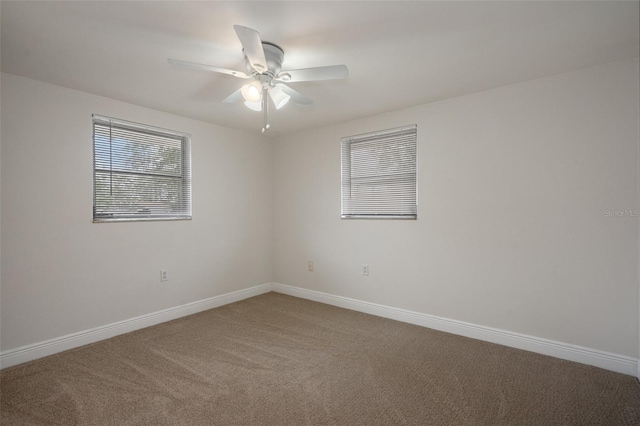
{"left": 341, "top": 125, "right": 417, "bottom": 219}
{"left": 93, "top": 115, "right": 192, "bottom": 222}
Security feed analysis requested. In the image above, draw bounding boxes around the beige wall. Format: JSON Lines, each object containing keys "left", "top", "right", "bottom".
{"left": 272, "top": 58, "right": 640, "bottom": 358}
{"left": 2, "top": 57, "right": 638, "bottom": 362}
{"left": 0, "top": 73, "right": 273, "bottom": 351}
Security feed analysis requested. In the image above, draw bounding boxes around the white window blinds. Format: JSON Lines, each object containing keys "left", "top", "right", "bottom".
{"left": 341, "top": 125, "right": 417, "bottom": 219}
{"left": 93, "top": 115, "right": 192, "bottom": 222}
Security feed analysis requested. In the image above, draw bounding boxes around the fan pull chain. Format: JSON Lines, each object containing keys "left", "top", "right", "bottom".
{"left": 261, "top": 88, "right": 270, "bottom": 133}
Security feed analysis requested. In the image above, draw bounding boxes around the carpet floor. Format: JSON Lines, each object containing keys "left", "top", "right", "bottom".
{"left": 1, "top": 292, "right": 639, "bottom": 425}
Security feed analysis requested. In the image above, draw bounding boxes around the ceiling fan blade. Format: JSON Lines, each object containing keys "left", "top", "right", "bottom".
{"left": 168, "top": 59, "right": 250, "bottom": 79}
{"left": 233, "top": 25, "right": 268, "bottom": 74}
{"left": 278, "top": 84, "right": 313, "bottom": 106}
{"left": 276, "top": 65, "right": 349, "bottom": 83}
{"left": 222, "top": 88, "right": 244, "bottom": 104}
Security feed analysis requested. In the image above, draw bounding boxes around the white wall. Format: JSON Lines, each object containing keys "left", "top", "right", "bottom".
{"left": 2, "top": 57, "right": 638, "bottom": 366}
{"left": 273, "top": 58, "right": 640, "bottom": 358}
{"left": 0, "top": 73, "right": 273, "bottom": 351}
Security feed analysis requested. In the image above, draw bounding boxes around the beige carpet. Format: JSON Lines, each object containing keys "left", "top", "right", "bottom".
{"left": 1, "top": 292, "right": 639, "bottom": 425}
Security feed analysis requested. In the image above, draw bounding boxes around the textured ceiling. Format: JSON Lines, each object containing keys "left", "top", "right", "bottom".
{"left": 2, "top": 1, "right": 639, "bottom": 137}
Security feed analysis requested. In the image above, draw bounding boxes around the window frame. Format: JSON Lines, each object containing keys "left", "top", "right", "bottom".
{"left": 341, "top": 124, "right": 417, "bottom": 220}
{"left": 92, "top": 114, "right": 192, "bottom": 223}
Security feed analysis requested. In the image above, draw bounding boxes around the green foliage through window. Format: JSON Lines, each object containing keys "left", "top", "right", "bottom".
{"left": 93, "top": 115, "right": 192, "bottom": 222}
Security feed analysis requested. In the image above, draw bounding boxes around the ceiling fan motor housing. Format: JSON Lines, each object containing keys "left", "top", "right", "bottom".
{"left": 244, "top": 42, "right": 284, "bottom": 79}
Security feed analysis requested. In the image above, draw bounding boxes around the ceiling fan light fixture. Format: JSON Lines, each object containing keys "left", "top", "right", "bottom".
{"left": 241, "top": 81, "right": 262, "bottom": 102}
{"left": 269, "top": 86, "right": 291, "bottom": 110}
{"left": 244, "top": 100, "right": 262, "bottom": 112}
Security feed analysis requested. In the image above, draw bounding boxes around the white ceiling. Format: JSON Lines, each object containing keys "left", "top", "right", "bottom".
{"left": 2, "top": 1, "right": 638, "bottom": 137}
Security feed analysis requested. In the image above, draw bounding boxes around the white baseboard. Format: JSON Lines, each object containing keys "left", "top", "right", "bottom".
{"left": 272, "top": 283, "right": 639, "bottom": 377}
{"left": 3, "top": 282, "right": 638, "bottom": 378}
{"left": 0, "top": 283, "right": 272, "bottom": 369}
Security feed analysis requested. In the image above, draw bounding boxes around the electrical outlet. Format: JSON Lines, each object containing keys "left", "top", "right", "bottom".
{"left": 362, "top": 264, "right": 369, "bottom": 276}
{"left": 160, "top": 270, "right": 168, "bottom": 282}
{"left": 308, "top": 261, "right": 314, "bottom": 272}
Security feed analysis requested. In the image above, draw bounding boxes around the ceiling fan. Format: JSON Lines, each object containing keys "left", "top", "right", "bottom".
{"left": 168, "top": 25, "right": 349, "bottom": 133}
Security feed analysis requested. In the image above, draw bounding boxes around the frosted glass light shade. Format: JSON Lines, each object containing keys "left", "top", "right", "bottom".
{"left": 241, "top": 81, "right": 262, "bottom": 102}
{"left": 269, "top": 86, "right": 291, "bottom": 110}
{"left": 244, "top": 100, "right": 262, "bottom": 112}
